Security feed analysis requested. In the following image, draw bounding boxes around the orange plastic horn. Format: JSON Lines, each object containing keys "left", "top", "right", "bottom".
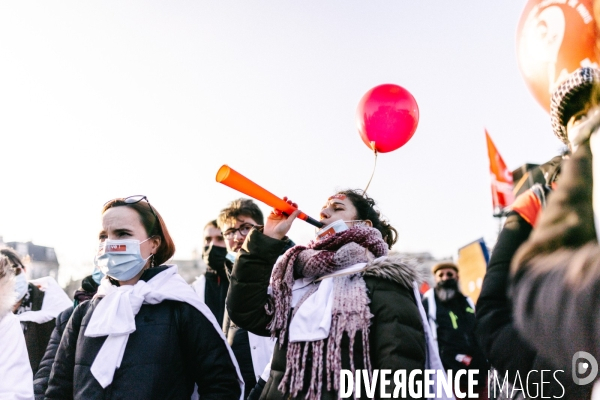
{"left": 216, "top": 165, "right": 324, "bottom": 228}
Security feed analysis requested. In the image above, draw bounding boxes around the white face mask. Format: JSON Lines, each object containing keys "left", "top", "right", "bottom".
{"left": 566, "top": 105, "right": 600, "bottom": 242}
{"left": 94, "top": 238, "right": 152, "bottom": 282}
{"left": 14, "top": 272, "right": 28, "bottom": 301}
{"left": 591, "top": 126, "right": 600, "bottom": 242}
{"left": 568, "top": 106, "right": 600, "bottom": 152}
{"left": 315, "top": 219, "right": 349, "bottom": 241}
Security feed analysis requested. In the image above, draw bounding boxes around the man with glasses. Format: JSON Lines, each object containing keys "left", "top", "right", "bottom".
{"left": 422, "top": 262, "right": 488, "bottom": 398}
{"left": 216, "top": 198, "right": 276, "bottom": 400}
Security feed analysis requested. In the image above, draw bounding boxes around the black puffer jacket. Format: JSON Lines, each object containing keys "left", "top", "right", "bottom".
{"left": 45, "top": 266, "right": 241, "bottom": 400}
{"left": 35, "top": 274, "right": 99, "bottom": 399}
{"left": 34, "top": 306, "right": 73, "bottom": 400}
{"left": 226, "top": 229, "right": 426, "bottom": 400}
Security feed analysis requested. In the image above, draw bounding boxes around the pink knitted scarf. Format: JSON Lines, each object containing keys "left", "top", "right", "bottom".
{"left": 267, "top": 226, "right": 388, "bottom": 399}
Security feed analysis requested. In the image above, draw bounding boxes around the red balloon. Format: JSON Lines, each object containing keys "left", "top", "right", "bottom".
{"left": 516, "top": 0, "right": 598, "bottom": 113}
{"left": 356, "top": 84, "right": 419, "bottom": 153}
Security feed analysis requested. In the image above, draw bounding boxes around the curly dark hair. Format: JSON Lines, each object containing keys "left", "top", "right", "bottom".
{"left": 336, "top": 189, "right": 398, "bottom": 249}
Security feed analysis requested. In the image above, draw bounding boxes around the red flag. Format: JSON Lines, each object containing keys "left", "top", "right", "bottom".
{"left": 485, "top": 130, "right": 514, "bottom": 215}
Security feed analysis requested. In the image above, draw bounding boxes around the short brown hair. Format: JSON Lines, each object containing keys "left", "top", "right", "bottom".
{"left": 103, "top": 198, "right": 176, "bottom": 267}
{"left": 217, "top": 198, "right": 264, "bottom": 229}
{"left": 204, "top": 220, "right": 219, "bottom": 230}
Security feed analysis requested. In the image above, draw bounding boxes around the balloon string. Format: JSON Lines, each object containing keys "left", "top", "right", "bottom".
{"left": 363, "top": 141, "right": 378, "bottom": 195}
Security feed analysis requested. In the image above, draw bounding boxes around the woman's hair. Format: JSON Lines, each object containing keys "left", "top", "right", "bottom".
{"left": 0, "top": 247, "right": 25, "bottom": 273}
{"left": 102, "top": 199, "right": 176, "bottom": 266}
{"left": 337, "top": 189, "right": 398, "bottom": 249}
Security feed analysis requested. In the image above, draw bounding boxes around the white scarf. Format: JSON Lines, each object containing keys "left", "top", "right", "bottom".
{"left": 287, "top": 260, "right": 454, "bottom": 399}
{"left": 85, "top": 265, "right": 244, "bottom": 398}
{"left": 16, "top": 276, "right": 71, "bottom": 324}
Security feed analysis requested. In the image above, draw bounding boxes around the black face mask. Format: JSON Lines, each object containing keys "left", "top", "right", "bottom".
{"left": 203, "top": 245, "right": 227, "bottom": 271}
{"left": 435, "top": 278, "right": 459, "bottom": 302}
{"left": 436, "top": 278, "right": 458, "bottom": 290}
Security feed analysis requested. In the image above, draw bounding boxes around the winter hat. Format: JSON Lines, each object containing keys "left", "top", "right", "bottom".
{"left": 432, "top": 262, "right": 458, "bottom": 275}
{"left": 550, "top": 67, "right": 600, "bottom": 145}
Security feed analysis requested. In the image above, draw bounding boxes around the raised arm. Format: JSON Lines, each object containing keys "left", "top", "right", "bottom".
{"left": 226, "top": 227, "right": 289, "bottom": 336}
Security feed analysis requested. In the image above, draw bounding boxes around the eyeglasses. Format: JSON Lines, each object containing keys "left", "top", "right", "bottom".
{"left": 104, "top": 195, "right": 159, "bottom": 228}
{"left": 223, "top": 223, "right": 255, "bottom": 239}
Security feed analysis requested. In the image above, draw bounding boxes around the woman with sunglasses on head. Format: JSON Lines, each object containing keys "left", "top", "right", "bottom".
{"left": 46, "top": 196, "right": 243, "bottom": 400}
{"left": 226, "top": 189, "right": 434, "bottom": 400}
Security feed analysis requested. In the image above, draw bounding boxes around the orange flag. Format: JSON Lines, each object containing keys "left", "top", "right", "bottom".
{"left": 485, "top": 130, "right": 514, "bottom": 215}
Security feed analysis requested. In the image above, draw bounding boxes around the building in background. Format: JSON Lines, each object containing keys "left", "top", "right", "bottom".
{"left": 3, "top": 238, "right": 60, "bottom": 280}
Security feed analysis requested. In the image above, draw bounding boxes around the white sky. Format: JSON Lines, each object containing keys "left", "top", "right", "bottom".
{"left": 0, "top": 2, "right": 565, "bottom": 284}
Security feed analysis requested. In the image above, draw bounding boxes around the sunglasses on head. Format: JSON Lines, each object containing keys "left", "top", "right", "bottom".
{"left": 104, "top": 195, "right": 159, "bottom": 227}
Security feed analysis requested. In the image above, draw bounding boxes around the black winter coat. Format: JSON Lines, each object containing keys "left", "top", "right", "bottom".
{"left": 226, "top": 229, "right": 426, "bottom": 400}
{"left": 34, "top": 306, "right": 73, "bottom": 400}
{"left": 35, "top": 275, "right": 98, "bottom": 399}
{"left": 45, "top": 266, "right": 241, "bottom": 400}
{"left": 476, "top": 211, "right": 588, "bottom": 398}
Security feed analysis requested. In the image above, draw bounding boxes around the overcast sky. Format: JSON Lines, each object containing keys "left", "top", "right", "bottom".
{"left": 0, "top": 1, "right": 567, "bottom": 284}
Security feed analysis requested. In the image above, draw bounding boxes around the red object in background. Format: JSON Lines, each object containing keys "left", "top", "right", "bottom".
{"left": 356, "top": 84, "right": 419, "bottom": 153}
{"left": 516, "top": 0, "right": 598, "bottom": 112}
{"left": 419, "top": 281, "right": 430, "bottom": 295}
{"left": 486, "top": 130, "right": 514, "bottom": 215}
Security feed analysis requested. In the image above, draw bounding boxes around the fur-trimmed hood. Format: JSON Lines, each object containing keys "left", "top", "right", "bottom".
{"left": 0, "top": 265, "right": 16, "bottom": 319}
{"left": 362, "top": 252, "right": 427, "bottom": 290}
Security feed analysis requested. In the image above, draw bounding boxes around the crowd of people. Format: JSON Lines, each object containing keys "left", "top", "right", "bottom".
{"left": 0, "top": 66, "right": 599, "bottom": 399}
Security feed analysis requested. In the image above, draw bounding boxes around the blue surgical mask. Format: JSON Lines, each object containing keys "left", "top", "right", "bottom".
{"left": 92, "top": 267, "right": 105, "bottom": 285}
{"left": 94, "top": 238, "right": 152, "bottom": 282}
{"left": 14, "top": 272, "right": 28, "bottom": 301}
{"left": 225, "top": 251, "right": 236, "bottom": 264}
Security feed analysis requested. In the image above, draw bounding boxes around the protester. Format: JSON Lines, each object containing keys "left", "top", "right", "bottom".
{"left": 0, "top": 248, "right": 34, "bottom": 400}
{"left": 510, "top": 67, "right": 600, "bottom": 395}
{"left": 226, "top": 190, "right": 430, "bottom": 399}
{"left": 3, "top": 247, "right": 71, "bottom": 376}
{"left": 191, "top": 220, "right": 229, "bottom": 326}
{"left": 217, "top": 198, "right": 278, "bottom": 399}
{"left": 475, "top": 153, "right": 589, "bottom": 399}
{"left": 45, "top": 195, "right": 242, "bottom": 399}
{"left": 33, "top": 269, "right": 102, "bottom": 399}
{"left": 423, "top": 262, "right": 488, "bottom": 398}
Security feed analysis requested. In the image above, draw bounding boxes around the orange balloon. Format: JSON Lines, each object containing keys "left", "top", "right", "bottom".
{"left": 516, "top": 0, "right": 598, "bottom": 113}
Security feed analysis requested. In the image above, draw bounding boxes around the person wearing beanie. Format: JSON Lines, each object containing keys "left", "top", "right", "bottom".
{"left": 422, "top": 262, "right": 488, "bottom": 398}
{"left": 474, "top": 67, "right": 589, "bottom": 398}
{"left": 511, "top": 67, "right": 600, "bottom": 397}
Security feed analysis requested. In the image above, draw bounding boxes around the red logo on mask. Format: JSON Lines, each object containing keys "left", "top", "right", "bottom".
{"left": 108, "top": 244, "right": 127, "bottom": 252}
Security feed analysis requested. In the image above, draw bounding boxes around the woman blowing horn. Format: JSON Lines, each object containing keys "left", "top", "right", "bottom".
{"left": 226, "top": 189, "right": 433, "bottom": 400}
